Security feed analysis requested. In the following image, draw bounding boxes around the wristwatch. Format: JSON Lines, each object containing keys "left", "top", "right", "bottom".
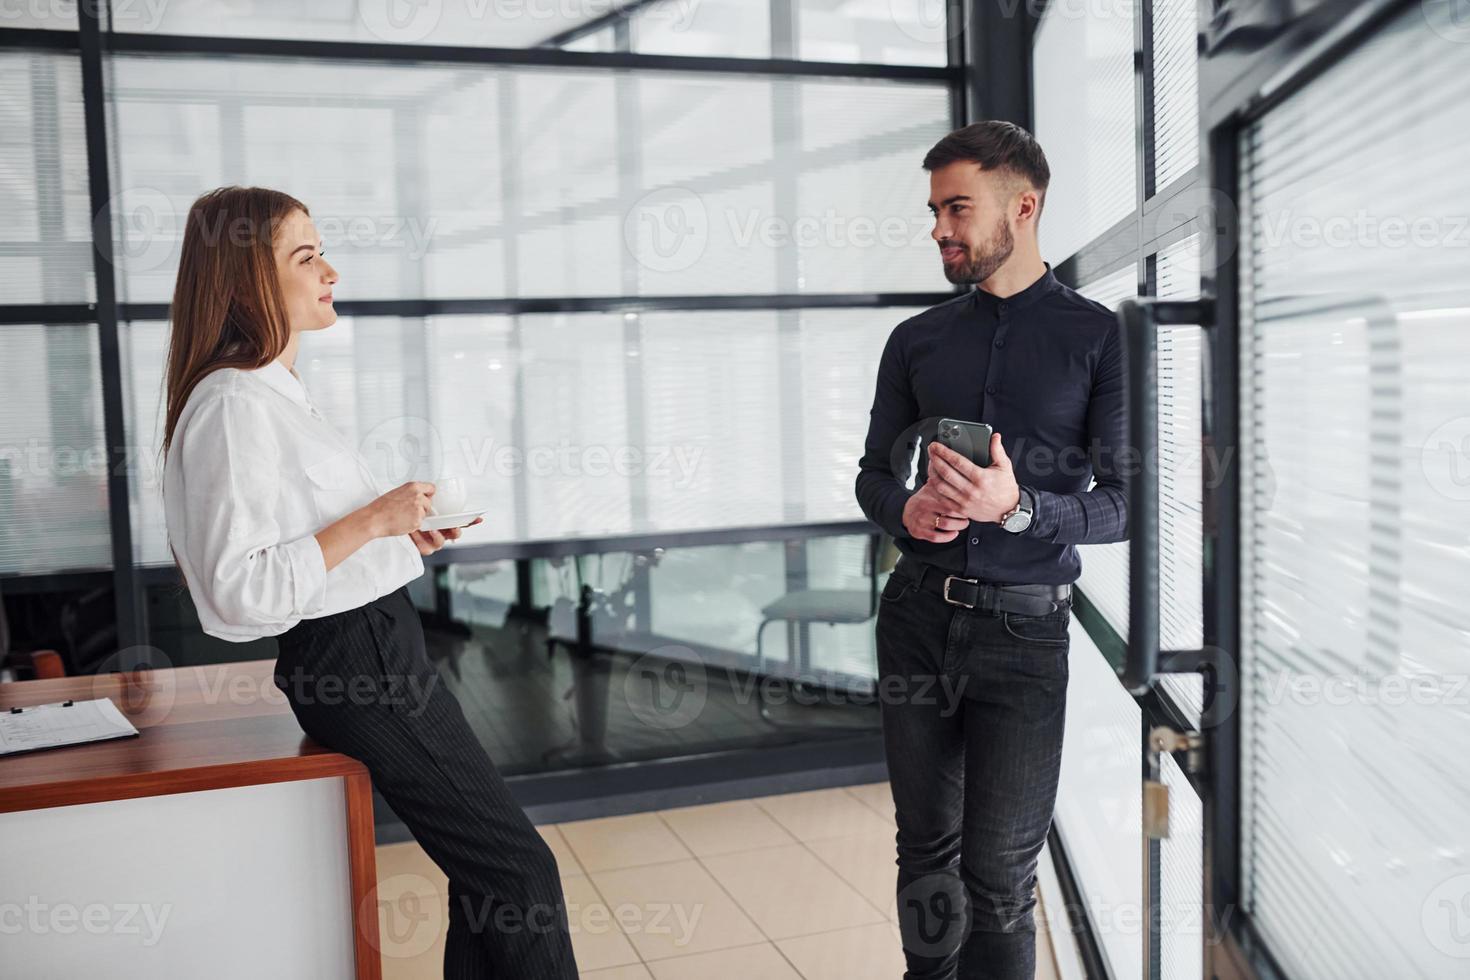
{"left": 999, "top": 487, "right": 1034, "bottom": 534}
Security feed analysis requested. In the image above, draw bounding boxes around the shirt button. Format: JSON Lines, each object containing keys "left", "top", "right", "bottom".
{"left": 970, "top": 537, "right": 979, "bottom": 545}
{"left": 985, "top": 384, "right": 996, "bottom": 394}
{"left": 994, "top": 339, "right": 1004, "bottom": 348}
{"left": 998, "top": 303, "right": 1008, "bottom": 314}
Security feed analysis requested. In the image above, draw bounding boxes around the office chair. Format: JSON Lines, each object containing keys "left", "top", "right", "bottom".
{"left": 752, "top": 532, "right": 899, "bottom": 732}
{"left": 0, "top": 589, "right": 66, "bottom": 681}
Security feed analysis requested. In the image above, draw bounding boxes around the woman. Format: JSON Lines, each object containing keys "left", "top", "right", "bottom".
{"left": 160, "top": 186, "right": 578, "bottom": 979}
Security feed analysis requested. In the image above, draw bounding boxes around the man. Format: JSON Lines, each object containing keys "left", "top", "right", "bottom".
{"left": 855, "top": 120, "right": 1128, "bottom": 979}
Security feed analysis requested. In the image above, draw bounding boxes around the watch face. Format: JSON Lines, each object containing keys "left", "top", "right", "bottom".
{"left": 1004, "top": 509, "right": 1032, "bottom": 533}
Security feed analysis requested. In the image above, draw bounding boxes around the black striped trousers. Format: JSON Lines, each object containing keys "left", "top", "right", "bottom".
{"left": 272, "top": 585, "right": 578, "bottom": 979}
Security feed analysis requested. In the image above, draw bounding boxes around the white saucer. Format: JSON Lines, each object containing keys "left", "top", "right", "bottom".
{"left": 419, "top": 510, "right": 485, "bottom": 532}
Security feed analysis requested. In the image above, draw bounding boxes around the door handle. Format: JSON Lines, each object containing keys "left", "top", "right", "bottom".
{"left": 1116, "top": 297, "right": 1216, "bottom": 694}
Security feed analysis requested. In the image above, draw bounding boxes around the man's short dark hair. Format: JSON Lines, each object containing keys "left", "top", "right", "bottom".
{"left": 922, "top": 120, "right": 1051, "bottom": 215}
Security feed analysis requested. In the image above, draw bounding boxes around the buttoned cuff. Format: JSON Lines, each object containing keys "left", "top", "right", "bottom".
{"left": 884, "top": 487, "right": 915, "bottom": 540}
{"left": 284, "top": 533, "right": 330, "bottom": 618}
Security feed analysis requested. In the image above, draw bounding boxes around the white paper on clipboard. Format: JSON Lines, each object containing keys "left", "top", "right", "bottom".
{"left": 0, "top": 697, "right": 140, "bottom": 757}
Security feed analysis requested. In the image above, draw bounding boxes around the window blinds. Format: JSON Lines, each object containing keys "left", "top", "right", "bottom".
{"left": 1151, "top": 0, "right": 1200, "bottom": 190}
{"left": 1238, "top": 6, "right": 1470, "bottom": 976}
{"left": 1156, "top": 233, "right": 1206, "bottom": 719}
{"left": 1034, "top": 1, "right": 1138, "bottom": 261}
{"left": 1076, "top": 264, "right": 1139, "bottom": 642}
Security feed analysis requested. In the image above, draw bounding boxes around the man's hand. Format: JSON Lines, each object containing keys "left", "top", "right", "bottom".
{"left": 409, "top": 516, "right": 484, "bottom": 556}
{"left": 925, "top": 433, "right": 1021, "bottom": 524}
{"left": 902, "top": 482, "right": 969, "bottom": 542}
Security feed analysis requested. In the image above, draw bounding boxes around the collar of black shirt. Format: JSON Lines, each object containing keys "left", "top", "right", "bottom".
{"left": 970, "top": 262, "right": 1058, "bottom": 315}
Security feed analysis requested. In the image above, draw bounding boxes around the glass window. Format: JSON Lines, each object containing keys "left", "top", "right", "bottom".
{"left": 1033, "top": 0, "right": 1137, "bottom": 261}
{"left": 108, "top": 0, "right": 621, "bottom": 49}
{"left": 0, "top": 324, "right": 111, "bottom": 575}
{"left": 105, "top": 55, "right": 951, "bottom": 302}
{"left": 631, "top": 0, "right": 770, "bottom": 58}
{"left": 797, "top": 0, "right": 948, "bottom": 66}
{"left": 1074, "top": 263, "right": 1138, "bottom": 643}
{"left": 127, "top": 306, "right": 923, "bottom": 564}
{"left": 1151, "top": 0, "right": 1200, "bottom": 190}
{"left": 0, "top": 51, "right": 94, "bottom": 305}
{"left": 1238, "top": 7, "right": 1470, "bottom": 976}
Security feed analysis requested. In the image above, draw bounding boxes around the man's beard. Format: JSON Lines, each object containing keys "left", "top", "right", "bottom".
{"left": 940, "top": 218, "right": 1014, "bottom": 285}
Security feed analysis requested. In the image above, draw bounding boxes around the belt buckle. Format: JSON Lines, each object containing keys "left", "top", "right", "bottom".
{"left": 942, "top": 575, "right": 977, "bottom": 609}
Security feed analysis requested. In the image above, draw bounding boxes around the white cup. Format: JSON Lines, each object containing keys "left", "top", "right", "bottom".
{"left": 430, "top": 477, "right": 467, "bottom": 515}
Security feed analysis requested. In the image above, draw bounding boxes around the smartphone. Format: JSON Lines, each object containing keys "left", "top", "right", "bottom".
{"left": 918, "top": 417, "right": 994, "bottom": 486}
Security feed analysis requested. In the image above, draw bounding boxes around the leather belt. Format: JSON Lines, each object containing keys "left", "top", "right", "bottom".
{"left": 898, "top": 558, "right": 1071, "bottom": 616}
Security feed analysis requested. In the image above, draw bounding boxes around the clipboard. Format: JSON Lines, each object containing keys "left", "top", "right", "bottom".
{"left": 0, "top": 697, "right": 141, "bottom": 758}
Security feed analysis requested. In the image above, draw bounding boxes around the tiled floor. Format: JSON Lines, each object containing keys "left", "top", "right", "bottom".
{"left": 372, "top": 781, "right": 1063, "bottom": 979}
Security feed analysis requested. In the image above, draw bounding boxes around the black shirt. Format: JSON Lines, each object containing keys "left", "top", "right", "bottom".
{"left": 854, "top": 263, "right": 1129, "bottom": 585}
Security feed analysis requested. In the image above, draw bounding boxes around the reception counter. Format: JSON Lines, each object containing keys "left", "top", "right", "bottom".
{"left": 0, "top": 659, "right": 381, "bottom": 979}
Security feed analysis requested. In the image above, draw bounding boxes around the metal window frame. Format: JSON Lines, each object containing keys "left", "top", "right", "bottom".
{"left": 1036, "top": 1, "right": 1427, "bottom": 978}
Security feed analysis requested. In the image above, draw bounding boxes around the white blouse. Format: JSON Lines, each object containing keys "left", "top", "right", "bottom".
{"left": 162, "top": 357, "right": 425, "bottom": 642}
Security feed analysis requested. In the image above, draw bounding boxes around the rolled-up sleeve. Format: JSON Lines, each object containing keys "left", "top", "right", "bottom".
{"left": 177, "top": 394, "right": 329, "bottom": 632}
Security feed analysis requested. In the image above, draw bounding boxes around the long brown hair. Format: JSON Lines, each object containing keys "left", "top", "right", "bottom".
{"left": 159, "top": 186, "right": 308, "bottom": 588}
{"left": 161, "top": 186, "right": 308, "bottom": 459}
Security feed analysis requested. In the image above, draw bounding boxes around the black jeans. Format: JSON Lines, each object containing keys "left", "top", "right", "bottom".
{"left": 876, "top": 556, "right": 1071, "bottom": 980}
{"left": 272, "top": 585, "right": 578, "bottom": 980}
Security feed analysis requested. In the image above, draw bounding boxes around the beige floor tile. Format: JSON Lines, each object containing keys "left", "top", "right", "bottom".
{"left": 376, "top": 840, "right": 448, "bottom": 898}
{"left": 658, "top": 799, "right": 797, "bottom": 857}
{"left": 776, "top": 921, "right": 908, "bottom": 980}
{"left": 805, "top": 830, "right": 899, "bottom": 920}
{"left": 590, "top": 858, "right": 765, "bottom": 961}
{"left": 1035, "top": 889, "right": 1062, "bottom": 980}
{"left": 581, "top": 965, "right": 654, "bottom": 980}
{"left": 560, "top": 812, "right": 693, "bottom": 873}
{"left": 376, "top": 887, "right": 449, "bottom": 980}
{"left": 843, "top": 782, "right": 898, "bottom": 826}
{"left": 539, "top": 823, "right": 586, "bottom": 876}
{"left": 563, "top": 874, "right": 642, "bottom": 972}
{"left": 646, "top": 941, "right": 802, "bottom": 980}
{"left": 753, "top": 788, "right": 892, "bottom": 842}
{"left": 701, "top": 843, "right": 885, "bottom": 940}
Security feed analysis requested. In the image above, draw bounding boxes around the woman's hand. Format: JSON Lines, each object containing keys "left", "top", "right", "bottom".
{"left": 409, "top": 516, "right": 484, "bottom": 555}
{"left": 365, "top": 481, "right": 437, "bottom": 538}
